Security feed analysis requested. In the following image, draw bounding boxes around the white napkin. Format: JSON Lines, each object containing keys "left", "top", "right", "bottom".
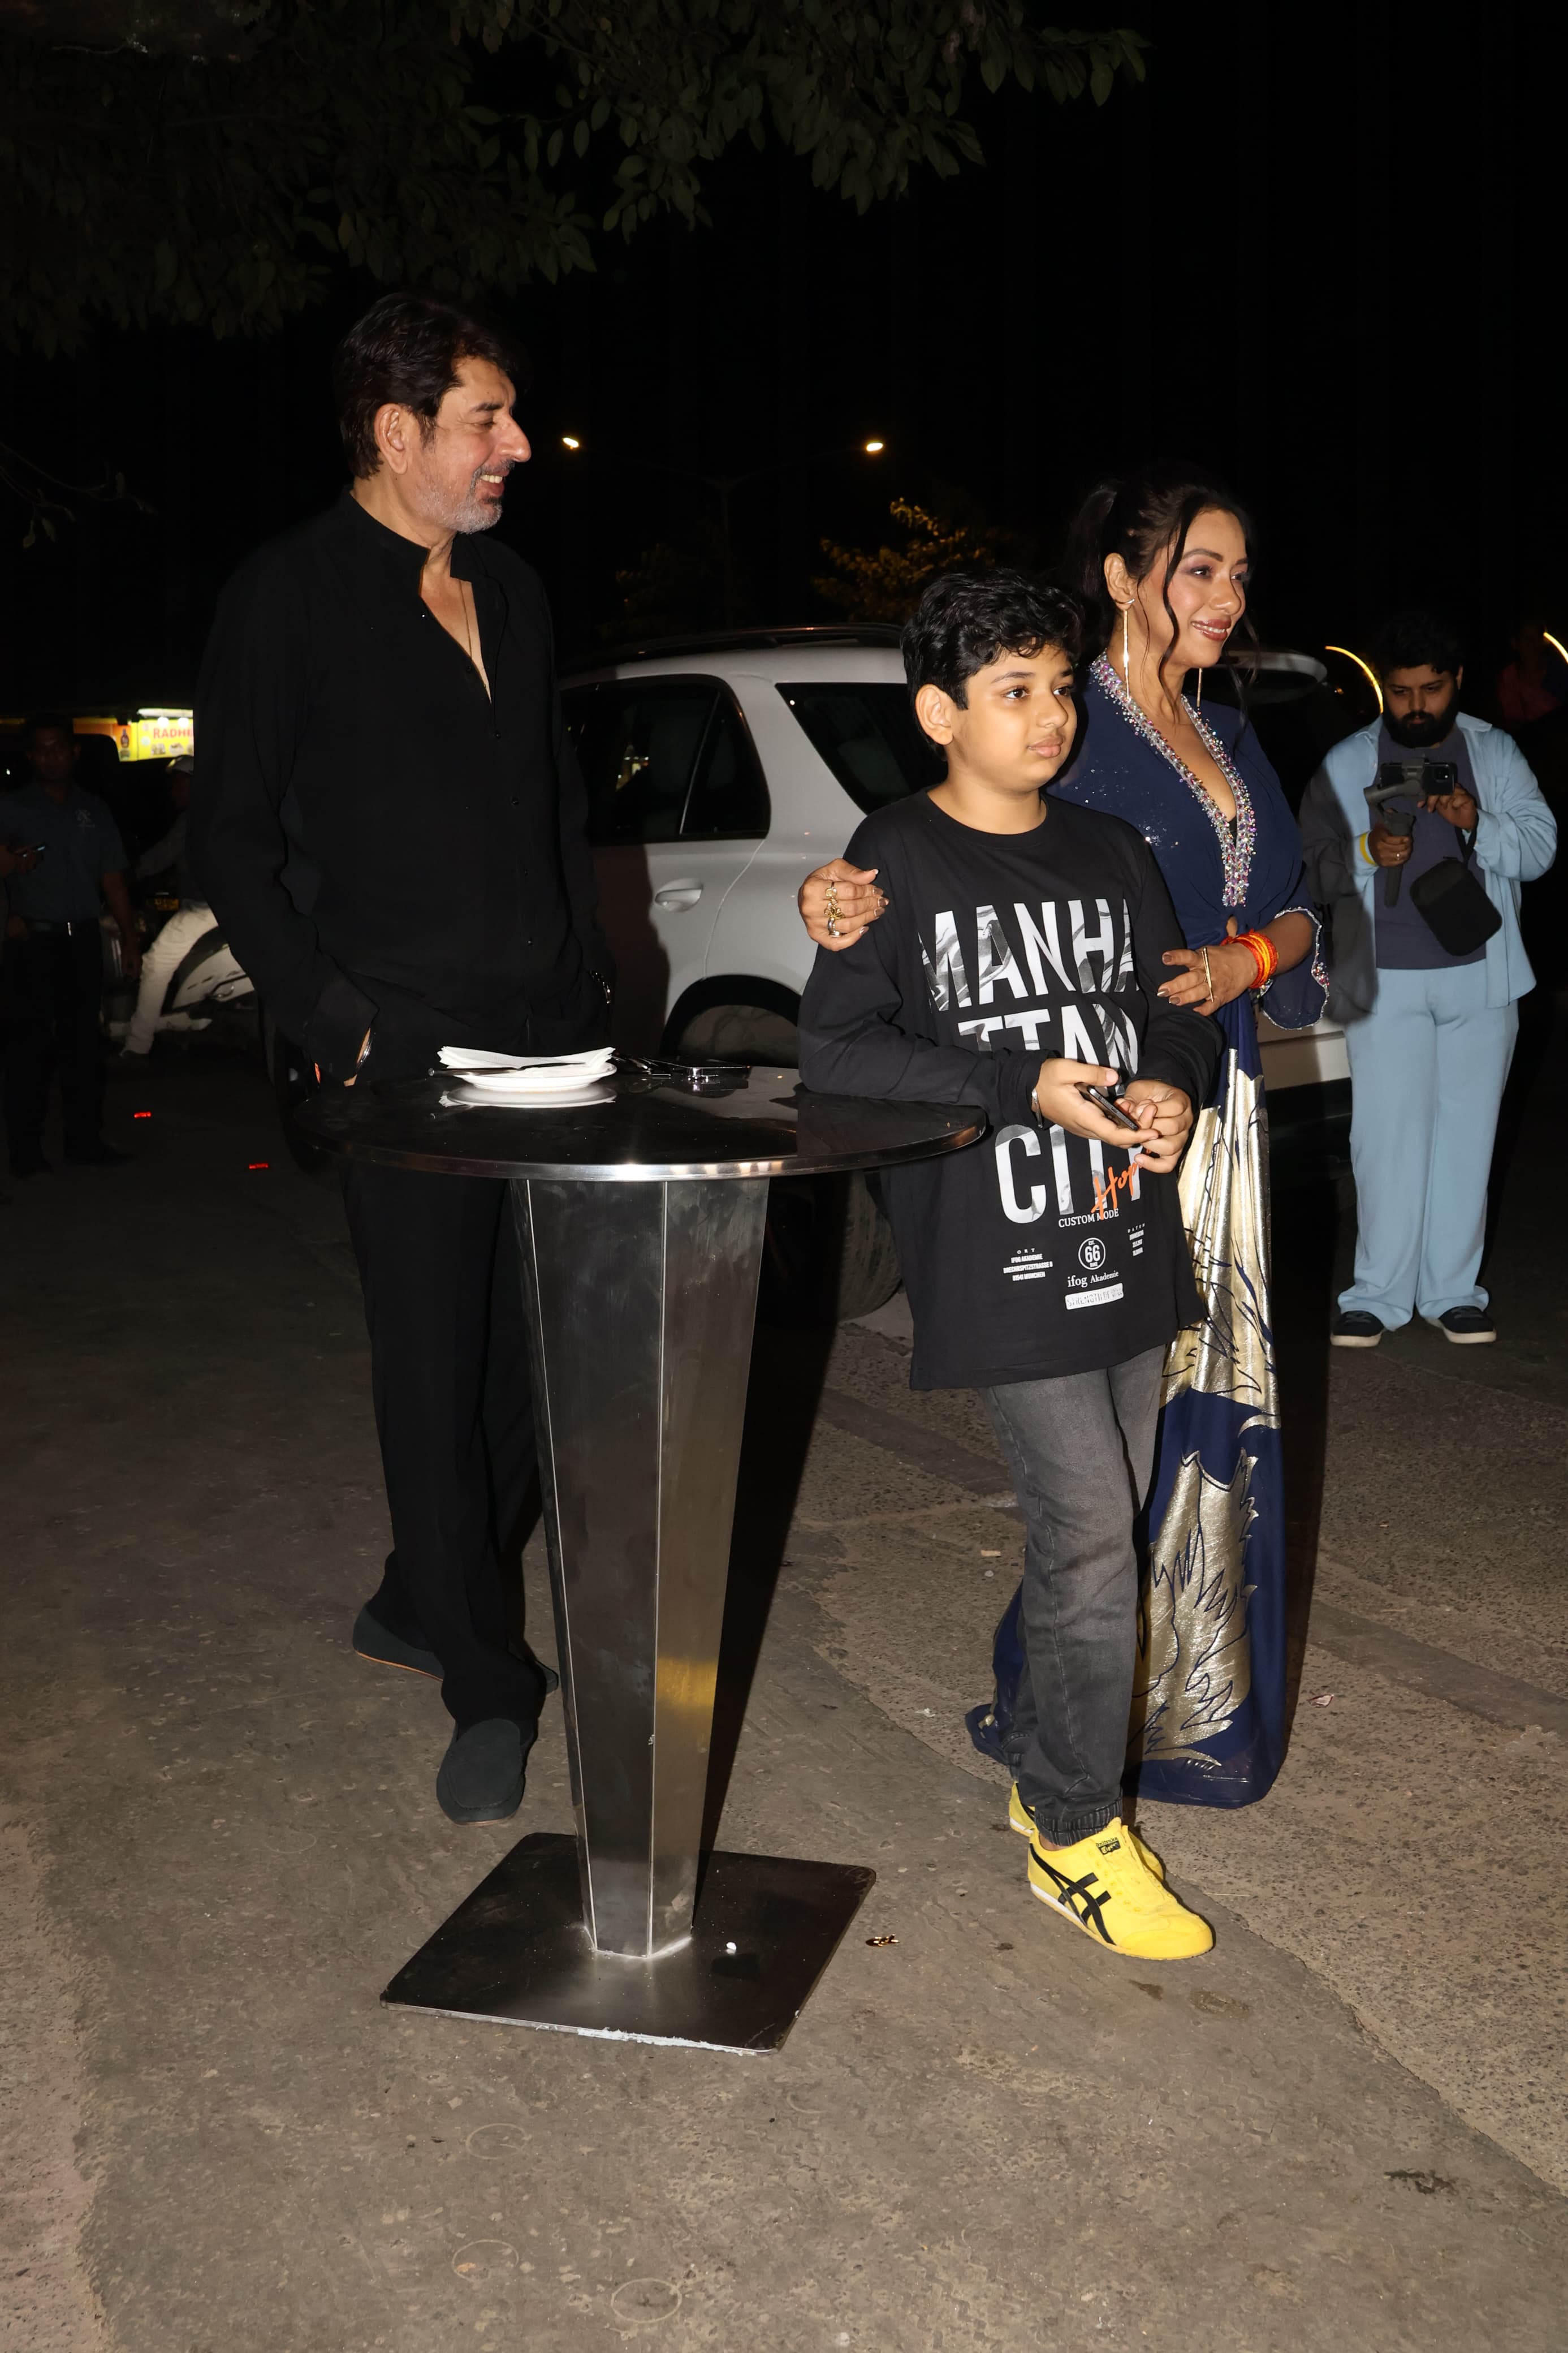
{"left": 438, "top": 1044, "right": 616, "bottom": 1074}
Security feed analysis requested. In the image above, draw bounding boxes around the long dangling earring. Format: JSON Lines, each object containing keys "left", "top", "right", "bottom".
{"left": 1122, "top": 606, "right": 1130, "bottom": 688}
{"left": 1195, "top": 665, "right": 1203, "bottom": 716}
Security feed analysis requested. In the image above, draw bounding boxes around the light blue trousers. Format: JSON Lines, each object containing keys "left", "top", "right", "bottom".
{"left": 1339, "top": 962, "right": 1518, "bottom": 1328}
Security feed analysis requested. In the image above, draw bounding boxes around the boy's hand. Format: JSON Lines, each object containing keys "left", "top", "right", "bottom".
{"left": 1031, "top": 1060, "right": 1151, "bottom": 1152}
{"left": 798, "top": 859, "right": 888, "bottom": 949}
{"left": 1120, "top": 1079, "right": 1193, "bottom": 1174}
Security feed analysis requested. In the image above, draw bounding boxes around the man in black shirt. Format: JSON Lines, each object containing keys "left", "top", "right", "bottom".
{"left": 191, "top": 293, "right": 613, "bottom": 1823}
{"left": 800, "top": 573, "right": 1219, "bottom": 1960}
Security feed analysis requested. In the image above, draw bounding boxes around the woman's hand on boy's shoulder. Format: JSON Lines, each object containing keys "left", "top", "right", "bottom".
{"left": 799, "top": 859, "right": 888, "bottom": 950}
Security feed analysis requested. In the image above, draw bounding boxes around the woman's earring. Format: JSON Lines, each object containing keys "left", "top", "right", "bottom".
{"left": 1195, "top": 665, "right": 1203, "bottom": 715}
{"left": 1122, "top": 606, "right": 1130, "bottom": 687}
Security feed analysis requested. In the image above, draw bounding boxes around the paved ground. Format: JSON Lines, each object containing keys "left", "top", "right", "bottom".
{"left": 3, "top": 1003, "right": 1566, "bottom": 2353}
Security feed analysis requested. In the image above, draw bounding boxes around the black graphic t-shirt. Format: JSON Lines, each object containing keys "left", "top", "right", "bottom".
{"left": 798, "top": 792, "right": 1219, "bottom": 1390}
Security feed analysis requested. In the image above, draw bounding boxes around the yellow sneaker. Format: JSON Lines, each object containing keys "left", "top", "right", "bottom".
{"left": 1008, "top": 1783, "right": 1165, "bottom": 1882}
{"left": 1025, "top": 1819, "right": 1213, "bottom": 1959}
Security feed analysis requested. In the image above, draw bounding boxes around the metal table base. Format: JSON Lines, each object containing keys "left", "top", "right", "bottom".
{"left": 382, "top": 1834, "right": 875, "bottom": 2052}
{"left": 304, "top": 1072, "right": 980, "bottom": 2053}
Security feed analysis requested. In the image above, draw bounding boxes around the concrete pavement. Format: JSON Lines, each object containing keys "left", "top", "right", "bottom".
{"left": 3, "top": 1025, "right": 1566, "bottom": 2352}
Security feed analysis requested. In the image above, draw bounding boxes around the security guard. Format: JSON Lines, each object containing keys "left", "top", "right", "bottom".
{"left": 0, "top": 713, "right": 140, "bottom": 1175}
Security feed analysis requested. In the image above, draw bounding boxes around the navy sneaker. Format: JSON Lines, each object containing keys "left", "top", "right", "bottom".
{"left": 1424, "top": 1307, "right": 1496, "bottom": 1346}
{"left": 1331, "top": 1309, "right": 1385, "bottom": 1349}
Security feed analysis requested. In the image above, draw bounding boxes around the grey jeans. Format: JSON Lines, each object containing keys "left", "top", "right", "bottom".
{"left": 983, "top": 1346, "right": 1164, "bottom": 1846}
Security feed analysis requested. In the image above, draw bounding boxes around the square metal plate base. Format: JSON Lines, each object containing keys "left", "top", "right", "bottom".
{"left": 382, "top": 1834, "right": 876, "bottom": 2053}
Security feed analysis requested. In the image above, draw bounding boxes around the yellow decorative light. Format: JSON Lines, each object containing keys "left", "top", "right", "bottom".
{"left": 1544, "top": 630, "right": 1568, "bottom": 667}
{"left": 561, "top": 435, "right": 581, "bottom": 451}
{"left": 1325, "top": 645, "right": 1383, "bottom": 713}
{"left": 863, "top": 438, "right": 885, "bottom": 454}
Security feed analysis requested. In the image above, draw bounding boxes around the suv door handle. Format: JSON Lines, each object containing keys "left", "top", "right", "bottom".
{"left": 653, "top": 882, "right": 703, "bottom": 910}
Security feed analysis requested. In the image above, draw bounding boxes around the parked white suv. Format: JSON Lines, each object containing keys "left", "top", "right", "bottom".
{"left": 562, "top": 627, "right": 1349, "bottom": 1110}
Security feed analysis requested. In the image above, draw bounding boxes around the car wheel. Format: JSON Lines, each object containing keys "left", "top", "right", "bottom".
{"left": 672, "top": 1000, "right": 801, "bottom": 1066}
{"left": 758, "top": 1169, "right": 903, "bottom": 1328}
{"left": 670, "top": 999, "right": 902, "bottom": 1326}
{"left": 262, "top": 1010, "right": 335, "bottom": 1177}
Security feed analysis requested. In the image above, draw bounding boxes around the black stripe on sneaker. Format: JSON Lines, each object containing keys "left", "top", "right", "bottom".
{"left": 1031, "top": 1846, "right": 1115, "bottom": 1944}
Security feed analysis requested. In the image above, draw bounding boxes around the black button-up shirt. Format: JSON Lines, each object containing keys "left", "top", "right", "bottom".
{"left": 190, "top": 490, "right": 611, "bottom": 1080}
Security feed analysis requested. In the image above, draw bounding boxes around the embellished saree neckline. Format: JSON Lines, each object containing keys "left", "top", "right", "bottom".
{"left": 1090, "top": 654, "right": 1256, "bottom": 909}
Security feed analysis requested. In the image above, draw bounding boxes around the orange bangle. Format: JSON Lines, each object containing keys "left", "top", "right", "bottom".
{"left": 1234, "top": 930, "right": 1277, "bottom": 989}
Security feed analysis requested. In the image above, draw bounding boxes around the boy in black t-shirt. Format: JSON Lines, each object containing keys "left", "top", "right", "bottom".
{"left": 800, "top": 572, "right": 1220, "bottom": 1961}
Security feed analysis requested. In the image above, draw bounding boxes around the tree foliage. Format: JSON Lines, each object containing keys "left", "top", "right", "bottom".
{"left": 815, "top": 497, "right": 1020, "bottom": 622}
{"left": 0, "top": 1, "right": 1145, "bottom": 352}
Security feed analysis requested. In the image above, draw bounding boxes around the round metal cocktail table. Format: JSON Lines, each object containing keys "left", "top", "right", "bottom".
{"left": 303, "top": 1067, "right": 982, "bottom": 2052}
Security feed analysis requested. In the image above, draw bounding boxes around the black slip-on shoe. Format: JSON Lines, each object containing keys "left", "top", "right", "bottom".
{"left": 436, "top": 1717, "right": 530, "bottom": 1824}
{"left": 352, "top": 1606, "right": 442, "bottom": 1679}
{"left": 352, "top": 1606, "right": 560, "bottom": 1692}
{"left": 1330, "top": 1309, "right": 1385, "bottom": 1349}
{"left": 63, "top": 1140, "right": 132, "bottom": 1165}
{"left": 1423, "top": 1306, "right": 1496, "bottom": 1345}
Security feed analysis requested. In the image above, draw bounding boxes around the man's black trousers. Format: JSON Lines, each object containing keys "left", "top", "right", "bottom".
{"left": 339, "top": 1157, "right": 548, "bottom": 1734}
{"left": 3, "top": 929, "right": 105, "bottom": 1162}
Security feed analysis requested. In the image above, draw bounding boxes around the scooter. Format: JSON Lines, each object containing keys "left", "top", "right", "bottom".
{"left": 100, "top": 899, "right": 258, "bottom": 1053}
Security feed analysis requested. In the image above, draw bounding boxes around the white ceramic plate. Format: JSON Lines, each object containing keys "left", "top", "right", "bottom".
{"left": 456, "top": 1062, "right": 617, "bottom": 1097}
{"left": 440, "top": 1081, "right": 615, "bottom": 1112}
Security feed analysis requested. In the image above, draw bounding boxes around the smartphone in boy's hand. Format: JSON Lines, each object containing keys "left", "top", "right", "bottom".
{"left": 1030, "top": 1059, "right": 1150, "bottom": 1149}
{"left": 1080, "top": 1083, "right": 1142, "bottom": 1133}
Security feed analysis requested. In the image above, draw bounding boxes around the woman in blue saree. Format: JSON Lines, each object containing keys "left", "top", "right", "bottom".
{"left": 800, "top": 472, "right": 1326, "bottom": 1808}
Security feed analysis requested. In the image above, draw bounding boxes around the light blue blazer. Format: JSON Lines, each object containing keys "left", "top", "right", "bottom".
{"left": 1299, "top": 713, "right": 1556, "bottom": 1018}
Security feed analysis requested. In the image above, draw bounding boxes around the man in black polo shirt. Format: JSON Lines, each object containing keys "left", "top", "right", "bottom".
{"left": 191, "top": 293, "right": 613, "bottom": 1823}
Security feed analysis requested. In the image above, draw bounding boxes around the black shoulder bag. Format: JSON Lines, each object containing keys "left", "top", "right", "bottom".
{"left": 1409, "top": 823, "right": 1502, "bottom": 955}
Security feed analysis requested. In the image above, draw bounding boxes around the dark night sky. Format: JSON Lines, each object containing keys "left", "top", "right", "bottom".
{"left": 0, "top": 0, "right": 1558, "bottom": 711}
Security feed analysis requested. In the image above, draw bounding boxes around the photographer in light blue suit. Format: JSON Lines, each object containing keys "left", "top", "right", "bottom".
{"left": 1301, "top": 611, "right": 1556, "bottom": 1348}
